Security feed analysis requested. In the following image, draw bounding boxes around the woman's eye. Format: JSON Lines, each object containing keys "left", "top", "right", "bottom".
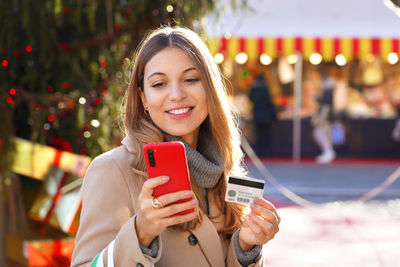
{"left": 185, "top": 78, "right": 200, "bottom": 83}
{"left": 152, "top": 82, "right": 164, "bottom": 88}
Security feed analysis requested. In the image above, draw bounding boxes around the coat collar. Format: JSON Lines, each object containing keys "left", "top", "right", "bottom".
{"left": 121, "top": 136, "right": 137, "bottom": 154}
{"left": 191, "top": 214, "right": 225, "bottom": 267}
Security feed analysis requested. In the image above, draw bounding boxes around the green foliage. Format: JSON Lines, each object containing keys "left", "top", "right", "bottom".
{"left": 0, "top": 0, "right": 219, "bottom": 162}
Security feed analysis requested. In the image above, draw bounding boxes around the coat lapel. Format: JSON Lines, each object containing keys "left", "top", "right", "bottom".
{"left": 191, "top": 215, "right": 225, "bottom": 267}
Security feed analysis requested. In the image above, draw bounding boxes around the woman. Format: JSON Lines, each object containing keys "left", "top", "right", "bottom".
{"left": 71, "top": 26, "right": 280, "bottom": 267}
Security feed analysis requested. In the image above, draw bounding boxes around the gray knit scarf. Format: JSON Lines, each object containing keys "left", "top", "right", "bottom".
{"left": 162, "top": 129, "right": 224, "bottom": 189}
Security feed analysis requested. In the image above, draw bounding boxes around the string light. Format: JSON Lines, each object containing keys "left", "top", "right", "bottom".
{"left": 79, "top": 97, "right": 86, "bottom": 104}
{"left": 6, "top": 97, "right": 12, "bottom": 104}
{"left": 101, "top": 90, "right": 108, "bottom": 96}
{"left": 260, "top": 53, "right": 272, "bottom": 65}
{"left": 58, "top": 102, "right": 66, "bottom": 109}
{"left": 166, "top": 5, "right": 174, "bottom": 12}
{"left": 83, "top": 131, "right": 91, "bottom": 138}
{"left": 100, "top": 60, "right": 107, "bottom": 67}
{"left": 47, "top": 115, "right": 55, "bottom": 122}
{"left": 9, "top": 88, "right": 16, "bottom": 95}
{"left": 25, "top": 45, "right": 32, "bottom": 53}
{"left": 91, "top": 119, "right": 100, "bottom": 128}
{"left": 235, "top": 52, "right": 248, "bottom": 64}
{"left": 2, "top": 60, "right": 8, "bottom": 67}
{"left": 63, "top": 82, "right": 70, "bottom": 89}
{"left": 309, "top": 53, "right": 322, "bottom": 65}
{"left": 93, "top": 97, "right": 101, "bottom": 105}
{"left": 335, "top": 54, "right": 347, "bottom": 66}
{"left": 388, "top": 52, "right": 399, "bottom": 64}
{"left": 214, "top": 53, "right": 224, "bottom": 64}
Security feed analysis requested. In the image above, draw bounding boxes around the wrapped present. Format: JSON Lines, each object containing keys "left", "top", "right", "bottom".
{"left": 25, "top": 237, "right": 75, "bottom": 267}
{"left": 6, "top": 233, "right": 74, "bottom": 267}
{"left": 29, "top": 167, "right": 82, "bottom": 235}
{"left": 11, "top": 137, "right": 91, "bottom": 180}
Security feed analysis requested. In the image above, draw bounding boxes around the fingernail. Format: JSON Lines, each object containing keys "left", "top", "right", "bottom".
{"left": 191, "top": 212, "right": 198, "bottom": 218}
{"left": 162, "top": 176, "right": 169, "bottom": 181}
{"left": 191, "top": 199, "right": 198, "bottom": 205}
{"left": 184, "top": 191, "right": 193, "bottom": 196}
{"left": 249, "top": 213, "right": 258, "bottom": 220}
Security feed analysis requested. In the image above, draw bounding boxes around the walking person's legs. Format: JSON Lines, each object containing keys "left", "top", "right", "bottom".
{"left": 313, "top": 123, "right": 336, "bottom": 163}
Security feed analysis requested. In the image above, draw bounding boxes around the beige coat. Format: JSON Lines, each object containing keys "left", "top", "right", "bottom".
{"left": 71, "top": 137, "right": 264, "bottom": 267}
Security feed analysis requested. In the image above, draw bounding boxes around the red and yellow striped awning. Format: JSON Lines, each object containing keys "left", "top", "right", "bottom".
{"left": 208, "top": 37, "right": 400, "bottom": 61}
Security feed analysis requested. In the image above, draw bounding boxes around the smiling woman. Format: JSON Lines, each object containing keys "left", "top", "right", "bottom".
{"left": 140, "top": 47, "right": 209, "bottom": 146}
{"left": 71, "top": 26, "right": 280, "bottom": 267}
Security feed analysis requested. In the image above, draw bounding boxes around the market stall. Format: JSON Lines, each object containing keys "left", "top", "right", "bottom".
{"left": 204, "top": 0, "right": 400, "bottom": 159}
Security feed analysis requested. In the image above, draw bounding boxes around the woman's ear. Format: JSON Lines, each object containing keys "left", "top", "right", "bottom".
{"left": 139, "top": 89, "right": 148, "bottom": 110}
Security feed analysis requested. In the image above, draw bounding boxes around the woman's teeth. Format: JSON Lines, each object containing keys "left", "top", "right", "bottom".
{"left": 169, "top": 107, "right": 190, "bottom": 114}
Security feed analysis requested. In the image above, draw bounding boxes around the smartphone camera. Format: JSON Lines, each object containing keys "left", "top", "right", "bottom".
{"left": 147, "top": 149, "right": 156, "bottom": 167}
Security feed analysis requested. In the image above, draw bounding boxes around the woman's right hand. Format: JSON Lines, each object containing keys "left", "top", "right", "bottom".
{"left": 135, "top": 176, "right": 198, "bottom": 247}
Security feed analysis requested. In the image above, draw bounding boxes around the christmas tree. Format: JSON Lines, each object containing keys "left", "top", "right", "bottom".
{"left": 0, "top": 0, "right": 224, "bottom": 168}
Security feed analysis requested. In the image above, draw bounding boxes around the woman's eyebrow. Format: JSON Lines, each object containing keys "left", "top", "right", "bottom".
{"left": 147, "top": 67, "right": 197, "bottom": 80}
{"left": 147, "top": 72, "right": 165, "bottom": 80}
{"left": 183, "top": 67, "right": 197, "bottom": 73}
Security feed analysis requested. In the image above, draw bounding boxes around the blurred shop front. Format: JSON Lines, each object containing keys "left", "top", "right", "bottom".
{"left": 204, "top": 0, "right": 400, "bottom": 159}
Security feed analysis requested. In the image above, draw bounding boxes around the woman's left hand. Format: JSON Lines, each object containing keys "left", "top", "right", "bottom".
{"left": 238, "top": 197, "right": 281, "bottom": 251}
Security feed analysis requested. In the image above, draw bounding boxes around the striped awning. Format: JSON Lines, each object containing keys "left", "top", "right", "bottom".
{"left": 208, "top": 37, "right": 400, "bottom": 61}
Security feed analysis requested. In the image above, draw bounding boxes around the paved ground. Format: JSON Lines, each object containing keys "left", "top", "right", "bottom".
{"left": 244, "top": 159, "right": 400, "bottom": 267}
{"left": 264, "top": 200, "right": 400, "bottom": 267}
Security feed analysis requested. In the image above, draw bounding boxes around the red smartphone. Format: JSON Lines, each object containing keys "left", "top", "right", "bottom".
{"left": 143, "top": 141, "right": 194, "bottom": 215}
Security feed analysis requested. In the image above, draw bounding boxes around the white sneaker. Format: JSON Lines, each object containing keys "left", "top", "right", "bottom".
{"left": 316, "top": 151, "right": 336, "bottom": 164}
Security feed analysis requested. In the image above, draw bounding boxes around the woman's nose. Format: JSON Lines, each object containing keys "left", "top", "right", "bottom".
{"left": 168, "top": 82, "right": 186, "bottom": 101}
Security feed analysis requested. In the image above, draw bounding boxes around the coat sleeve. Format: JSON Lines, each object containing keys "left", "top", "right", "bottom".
{"left": 71, "top": 153, "right": 162, "bottom": 267}
{"left": 226, "top": 230, "right": 264, "bottom": 267}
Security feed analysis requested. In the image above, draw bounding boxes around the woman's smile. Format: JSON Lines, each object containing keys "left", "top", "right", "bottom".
{"left": 166, "top": 106, "right": 194, "bottom": 118}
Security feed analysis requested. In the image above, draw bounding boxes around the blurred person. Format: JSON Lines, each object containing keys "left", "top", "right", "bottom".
{"left": 71, "top": 26, "right": 280, "bottom": 267}
{"left": 232, "top": 92, "right": 254, "bottom": 142}
{"left": 393, "top": 111, "right": 400, "bottom": 142}
{"left": 311, "top": 68, "right": 336, "bottom": 164}
{"left": 386, "top": 74, "right": 400, "bottom": 142}
{"left": 249, "top": 74, "right": 277, "bottom": 157}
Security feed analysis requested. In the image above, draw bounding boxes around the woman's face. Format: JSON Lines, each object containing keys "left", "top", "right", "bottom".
{"left": 140, "top": 47, "right": 209, "bottom": 146}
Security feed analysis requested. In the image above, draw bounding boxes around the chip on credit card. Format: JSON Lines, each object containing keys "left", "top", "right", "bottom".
{"left": 225, "top": 176, "right": 265, "bottom": 205}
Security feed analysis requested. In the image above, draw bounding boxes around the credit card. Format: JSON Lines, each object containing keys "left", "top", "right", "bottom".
{"left": 225, "top": 176, "right": 265, "bottom": 205}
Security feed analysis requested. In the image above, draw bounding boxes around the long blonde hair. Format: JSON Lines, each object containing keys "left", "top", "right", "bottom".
{"left": 123, "top": 26, "right": 246, "bottom": 235}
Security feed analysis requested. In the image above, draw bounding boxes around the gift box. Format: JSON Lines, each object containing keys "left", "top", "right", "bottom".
{"left": 25, "top": 237, "right": 75, "bottom": 267}
{"left": 29, "top": 167, "right": 82, "bottom": 235}
{"left": 11, "top": 137, "right": 91, "bottom": 180}
{"left": 6, "top": 233, "right": 74, "bottom": 267}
